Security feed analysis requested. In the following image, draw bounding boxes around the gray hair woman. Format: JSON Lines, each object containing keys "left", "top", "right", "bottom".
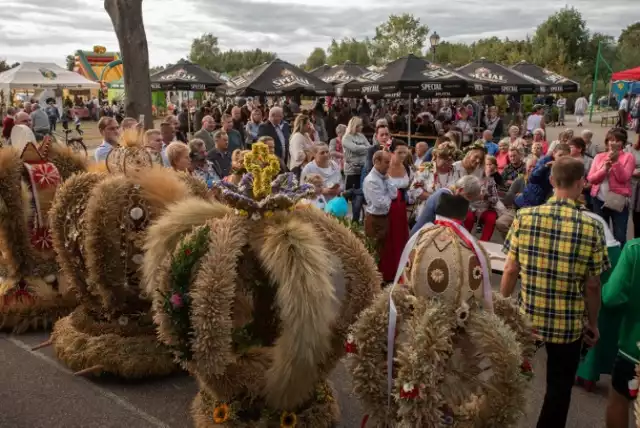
{"left": 342, "top": 116, "right": 371, "bottom": 222}
{"left": 342, "top": 116, "right": 371, "bottom": 187}
{"left": 329, "top": 124, "right": 347, "bottom": 171}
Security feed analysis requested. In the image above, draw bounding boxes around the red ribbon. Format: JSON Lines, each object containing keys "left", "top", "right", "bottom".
{"left": 434, "top": 218, "right": 480, "bottom": 263}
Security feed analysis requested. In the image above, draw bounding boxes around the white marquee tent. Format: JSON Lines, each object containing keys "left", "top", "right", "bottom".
{"left": 0, "top": 62, "right": 100, "bottom": 91}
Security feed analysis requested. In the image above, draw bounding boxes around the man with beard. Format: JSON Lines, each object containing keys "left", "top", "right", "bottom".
{"left": 231, "top": 106, "right": 246, "bottom": 142}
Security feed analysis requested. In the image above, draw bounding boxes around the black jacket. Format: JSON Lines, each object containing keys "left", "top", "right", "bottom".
{"left": 207, "top": 148, "right": 232, "bottom": 178}
{"left": 257, "top": 120, "right": 289, "bottom": 165}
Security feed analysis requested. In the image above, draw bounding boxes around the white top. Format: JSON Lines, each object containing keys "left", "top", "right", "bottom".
{"left": 387, "top": 174, "right": 410, "bottom": 189}
{"left": 619, "top": 98, "right": 629, "bottom": 112}
{"left": 363, "top": 168, "right": 397, "bottom": 215}
{"left": 597, "top": 176, "right": 610, "bottom": 201}
{"left": 526, "top": 114, "right": 542, "bottom": 132}
{"left": 289, "top": 132, "right": 314, "bottom": 170}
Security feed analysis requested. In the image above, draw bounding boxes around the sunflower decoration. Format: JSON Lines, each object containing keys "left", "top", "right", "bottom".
{"left": 213, "top": 403, "right": 231, "bottom": 424}
{"left": 214, "top": 142, "right": 314, "bottom": 218}
{"left": 280, "top": 411, "right": 297, "bottom": 427}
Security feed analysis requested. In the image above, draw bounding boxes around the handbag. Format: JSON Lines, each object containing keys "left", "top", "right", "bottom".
{"left": 602, "top": 191, "right": 627, "bottom": 213}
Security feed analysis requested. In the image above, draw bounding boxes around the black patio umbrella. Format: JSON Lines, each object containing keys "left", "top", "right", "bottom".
{"left": 216, "top": 59, "right": 334, "bottom": 97}
{"left": 309, "top": 64, "right": 332, "bottom": 78}
{"left": 150, "top": 62, "right": 224, "bottom": 91}
{"left": 456, "top": 58, "right": 544, "bottom": 95}
{"left": 336, "top": 54, "right": 485, "bottom": 98}
{"left": 317, "top": 61, "right": 369, "bottom": 85}
{"left": 511, "top": 61, "right": 579, "bottom": 93}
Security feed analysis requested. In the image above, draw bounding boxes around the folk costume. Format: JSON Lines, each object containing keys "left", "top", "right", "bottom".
{"left": 39, "top": 132, "right": 209, "bottom": 378}
{"left": 142, "top": 142, "right": 379, "bottom": 427}
{"left": 347, "top": 213, "right": 534, "bottom": 427}
{"left": 0, "top": 136, "right": 86, "bottom": 333}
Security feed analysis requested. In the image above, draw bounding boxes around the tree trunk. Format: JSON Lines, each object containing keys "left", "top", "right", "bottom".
{"left": 104, "top": 0, "right": 153, "bottom": 130}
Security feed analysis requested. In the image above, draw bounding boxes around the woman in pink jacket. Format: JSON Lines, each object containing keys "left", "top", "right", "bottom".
{"left": 587, "top": 128, "right": 635, "bottom": 245}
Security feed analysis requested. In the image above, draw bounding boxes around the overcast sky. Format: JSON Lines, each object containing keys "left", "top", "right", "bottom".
{"left": 1, "top": 0, "right": 637, "bottom": 69}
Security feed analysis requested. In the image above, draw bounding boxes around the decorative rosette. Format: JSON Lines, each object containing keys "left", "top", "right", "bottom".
{"left": 214, "top": 143, "right": 314, "bottom": 218}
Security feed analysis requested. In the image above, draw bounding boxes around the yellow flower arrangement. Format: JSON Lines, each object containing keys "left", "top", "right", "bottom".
{"left": 244, "top": 142, "right": 281, "bottom": 200}
{"left": 280, "top": 411, "right": 297, "bottom": 427}
{"left": 213, "top": 403, "right": 230, "bottom": 423}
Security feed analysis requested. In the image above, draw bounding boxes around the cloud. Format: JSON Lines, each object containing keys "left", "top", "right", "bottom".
{"left": 2, "top": 0, "right": 638, "bottom": 69}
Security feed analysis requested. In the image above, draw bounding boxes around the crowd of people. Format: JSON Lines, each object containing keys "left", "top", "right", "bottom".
{"left": 1, "top": 91, "right": 640, "bottom": 427}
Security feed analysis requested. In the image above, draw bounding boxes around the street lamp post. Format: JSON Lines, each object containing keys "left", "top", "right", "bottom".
{"left": 429, "top": 31, "right": 440, "bottom": 62}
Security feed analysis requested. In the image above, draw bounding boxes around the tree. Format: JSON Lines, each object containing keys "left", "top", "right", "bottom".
{"left": 0, "top": 60, "right": 19, "bottom": 73}
{"left": 188, "top": 33, "right": 276, "bottom": 76}
{"left": 305, "top": 48, "right": 327, "bottom": 71}
{"left": 617, "top": 22, "right": 640, "bottom": 70}
{"left": 370, "top": 13, "right": 429, "bottom": 64}
{"left": 531, "top": 7, "right": 589, "bottom": 71}
{"left": 326, "top": 38, "right": 372, "bottom": 66}
{"left": 66, "top": 55, "right": 75, "bottom": 71}
{"left": 104, "top": 0, "right": 153, "bottom": 129}
{"left": 189, "top": 33, "right": 221, "bottom": 71}
{"left": 149, "top": 65, "right": 166, "bottom": 75}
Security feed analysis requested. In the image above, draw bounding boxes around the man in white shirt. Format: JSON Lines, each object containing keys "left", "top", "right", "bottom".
{"left": 363, "top": 150, "right": 396, "bottom": 261}
{"left": 617, "top": 94, "right": 629, "bottom": 129}
{"left": 94, "top": 117, "right": 120, "bottom": 163}
{"left": 574, "top": 95, "right": 589, "bottom": 127}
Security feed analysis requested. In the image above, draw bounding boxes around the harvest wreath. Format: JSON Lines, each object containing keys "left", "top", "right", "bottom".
{"left": 144, "top": 142, "right": 380, "bottom": 427}
{"left": 39, "top": 136, "right": 205, "bottom": 378}
{"left": 347, "top": 221, "right": 530, "bottom": 427}
{"left": 0, "top": 140, "right": 84, "bottom": 333}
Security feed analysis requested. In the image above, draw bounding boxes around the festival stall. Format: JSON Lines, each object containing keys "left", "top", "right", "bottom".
{"left": 511, "top": 61, "right": 580, "bottom": 93}
{"left": 0, "top": 62, "right": 99, "bottom": 107}
{"left": 107, "top": 77, "right": 125, "bottom": 102}
{"left": 316, "top": 61, "right": 368, "bottom": 85}
{"left": 309, "top": 64, "right": 332, "bottom": 78}
{"left": 612, "top": 66, "right": 640, "bottom": 82}
{"left": 216, "top": 58, "right": 334, "bottom": 97}
{"left": 457, "top": 58, "right": 544, "bottom": 94}
{"left": 610, "top": 66, "right": 640, "bottom": 102}
{"left": 336, "top": 54, "right": 485, "bottom": 99}
{"left": 150, "top": 62, "right": 224, "bottom": 92}
{"left": 336, "top": 54, "right": 486, "bottom": 144}
{"left": 151, "top": 62, "right": 224, "bottom": 128}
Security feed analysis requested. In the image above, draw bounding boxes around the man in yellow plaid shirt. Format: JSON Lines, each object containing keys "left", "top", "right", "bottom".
{"left": 500, "top": 156, "right": 610, "bottom": 428}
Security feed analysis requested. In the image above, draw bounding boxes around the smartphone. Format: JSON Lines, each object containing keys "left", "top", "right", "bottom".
{"left": 138, "top": 114, "right": 145, "bottom": 124}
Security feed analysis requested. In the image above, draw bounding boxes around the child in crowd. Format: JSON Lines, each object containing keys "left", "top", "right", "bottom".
{"left": 303, "top": 173, "right": 327, "bottom": 210}
{"left": 484, "top": 155, "right": 503, "bottom": 189}
{"left": 73, "top": 112, "right": 83, "bottom": 135}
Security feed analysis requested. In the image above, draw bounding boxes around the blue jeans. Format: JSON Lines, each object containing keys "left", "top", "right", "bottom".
{"left": 592, "top": 197, "right": 628, "bottom": 246}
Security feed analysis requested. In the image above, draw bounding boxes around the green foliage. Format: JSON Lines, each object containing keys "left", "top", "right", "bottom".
{"left": 162, "top": 224, "right": 210, "bottom": 362}
{"left": 617, "top": 22, "right": 640, "bottom": 70}
{"left": 65, "top": 55, "right": 75, "bottom": 71}
{"left": 305, "top": 47, "right": 327, "bottom": 71}
{"left": 327, "top": 38, "right": 372, "bottom": 66}
{"left": 188, "top": 33, "right": 276, "bottom": 76}
{"left": 370, "top": 13, "right": 429, "bottom": 64}
{"left": 532, "top": 7, "right": 589, "bottom": 69}
{"left": 0, "top": 60, "right": 19, "bottom": 73}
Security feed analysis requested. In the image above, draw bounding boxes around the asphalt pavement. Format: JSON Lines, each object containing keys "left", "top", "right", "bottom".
{"left": 1, "top": 310, "right": 635, "bottom": 428}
